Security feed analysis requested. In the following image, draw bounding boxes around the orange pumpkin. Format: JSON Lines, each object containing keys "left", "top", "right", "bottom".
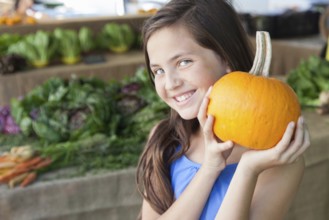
{"left": 207, "top": 32, "right": 301, "bottom": 150}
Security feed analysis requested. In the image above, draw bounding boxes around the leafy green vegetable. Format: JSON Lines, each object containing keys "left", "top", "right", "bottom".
{"left": 1, "top": 67, "right": 169, "bottom": 174}
{"left": 10, "top": 75, "right": 118, "bottom": 143}
{"left": 53, "top": 28, "right": 81, "bottom": 64}
{"left": 100, "top": 22, "right": 136, "bottom": 53}
{"left": 78, "top": 26, "right": 95, "bottom": 53}
{"left": 0, "top": 33, "right": 22, "bottom": 56}
{"left": 287, "top": 56, "right": 329, "bottom": 107}
{"left": 7, "top": 31, "right": 57, "bottom": 67}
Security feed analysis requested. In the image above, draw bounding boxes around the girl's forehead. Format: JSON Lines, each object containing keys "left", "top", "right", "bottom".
{"left": 147, "top": 27, "right": 198, "bottom": 59}
{"left": 150, "top": 24, "right": 193, "bottom": 41}
{"left": 147, "top": 25, "right": 196, "bottom": 51}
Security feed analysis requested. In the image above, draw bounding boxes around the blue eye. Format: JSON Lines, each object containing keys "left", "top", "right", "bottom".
{"left": 179, "top": 59, "right": 192, "bottom": 67}
{"left": 153, "top": 68, "right": 165, "bottom": 75}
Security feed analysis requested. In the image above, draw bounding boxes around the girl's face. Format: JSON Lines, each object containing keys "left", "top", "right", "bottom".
{"left": 147, "top": 24, "right": 230, "bottom": 120}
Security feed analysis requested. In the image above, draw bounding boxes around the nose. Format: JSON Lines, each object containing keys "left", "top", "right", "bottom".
{"left": 165, "top": 71, "right": 182, "bottom": 90}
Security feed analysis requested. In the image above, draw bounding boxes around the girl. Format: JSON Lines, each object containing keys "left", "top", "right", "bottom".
{"left": 136, "top": 0, "right": 310, "bottom": 219}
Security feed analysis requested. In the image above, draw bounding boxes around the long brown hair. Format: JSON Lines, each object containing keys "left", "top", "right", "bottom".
{"left": 136, "top": 0, "right": 253, "bottom": 216}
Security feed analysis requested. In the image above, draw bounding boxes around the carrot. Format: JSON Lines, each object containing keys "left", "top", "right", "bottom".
{"left": 32, "top": 157, "right": 52, "bottom": 170}
{"left": 0, "top": 161, "right": 16, "bottom": 169}
{"left": 0, "top": 155, "right": 11, "bottom": 162}
{"left": 0, "top": 168, "right": 28, "bottom": 183}
{"left": 8, "top": 172, "right": 29, "bottom": 188}
{"left": 14, "top": 156, "right": 43, "bottom": 171}
{"left": 20, "top": 172, "right": 37, "bottom": 187}
{"left": 0, "top": 168, "right": 12, "bottom": 176}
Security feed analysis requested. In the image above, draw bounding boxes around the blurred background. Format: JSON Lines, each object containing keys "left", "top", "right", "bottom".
{"left": 0, "top": 1, "right": 329, "bottom": 220}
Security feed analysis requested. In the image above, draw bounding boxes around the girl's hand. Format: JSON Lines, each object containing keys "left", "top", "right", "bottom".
{"left": 198, "top": 87, "right": 234, "bottom": 173}
{"left": 240, "top": 116, "right": 311, "bottom": 175}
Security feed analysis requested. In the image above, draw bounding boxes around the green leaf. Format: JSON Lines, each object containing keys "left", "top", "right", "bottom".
{"left": 101, "top": 22, "right": 136, "bottom": 53}
{"left": 79, "top": 27, "right": 95, "bottom": 52}
{"left": 53, "top": 28, "right": 81, "bottom": 63}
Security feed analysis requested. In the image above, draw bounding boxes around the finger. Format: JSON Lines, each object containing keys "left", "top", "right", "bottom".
{"left": 275, "top": 121, "right": 296, "bottom": 154}
{"left": 203, "top": 114, "right": 215, "bottom": 140}
{"left": 220, "top": 140, "right": 234, "bottom": 151}
{"left": 292, "top": 116, "right": 304, "bottom": 146}
{"left": 286, "top": 122, "right": 311, "bottom": 163}
{"left": 205, "top": 86, "right": 213, "bottom": 97}
{"left": 197, "top": 97, "right": 209, "bottom": 126}
{"left": 284, "top": 116, "right": 304, "bottom": 157}
{"left": 221, "top": 141, "right": 234, "bottom": 159}
{"left": 197, "top": 86, "right": 213, "bottom": 126}
{"left": 293, "top": 127, "right": 311, "bottom": 159}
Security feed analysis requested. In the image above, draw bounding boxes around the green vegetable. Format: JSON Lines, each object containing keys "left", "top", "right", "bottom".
{"left": 53, "top": 28, "right": 81, "bottom": 64}
{"left": 78, "top": 27, "right": 95, "bottom": 53}
{"left": 100, "top": 22, "right": 136, "bottom": 53}
{"left": 7, "top": 31, "right": 57, "bottom": 67}
{"left": 10, "top": 76, "right": 118, "bottom": 144}
{"left": 1, "top": 67, "right": 169, "bottom": 174}
{"left": 287, "top": 56, "right": 329, "bottom": 107}
{"left": 0, "top": 33, "right": 22, "bottom": 56}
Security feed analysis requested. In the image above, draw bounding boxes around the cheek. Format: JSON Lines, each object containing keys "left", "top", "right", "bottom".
{"left": 199, "top": 74, "right": 222, "bottom": 87}
{"left": 154, "top": 80, "right": 165, "bottom": 99}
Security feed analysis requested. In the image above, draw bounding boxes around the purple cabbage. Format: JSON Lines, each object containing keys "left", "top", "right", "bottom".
{"left": 0, "top": 106, "right": 21, "bottom": 134}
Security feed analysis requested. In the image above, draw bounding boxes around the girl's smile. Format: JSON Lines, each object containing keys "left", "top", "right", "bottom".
{"left": 147, "top": 24, "right": 229, "bottom": 119}
{"left": 173, "top": 90, "right": 195, "bottom": 103}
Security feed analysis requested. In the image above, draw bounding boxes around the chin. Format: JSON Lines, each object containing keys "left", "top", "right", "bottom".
{"left": 177, "top": 111, "right": 198, "bottom": 120}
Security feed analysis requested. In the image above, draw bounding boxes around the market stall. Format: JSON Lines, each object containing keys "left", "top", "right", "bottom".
{"left": 1, "top": 2, "right": 329, "bottom": 220}
{"left": 0, "top": 36, "right": 323, "bottom": 106}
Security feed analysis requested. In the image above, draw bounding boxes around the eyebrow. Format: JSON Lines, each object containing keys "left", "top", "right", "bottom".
{"left": 150, "top": 52, "right": 192, "bottom": 68}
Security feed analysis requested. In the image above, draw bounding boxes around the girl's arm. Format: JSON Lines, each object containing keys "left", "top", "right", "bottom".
{"left": 250, "top": 157, "right": 304, "bottom": 220}
{"left": 216, "top": 116, "right": 310, "bottom": 220}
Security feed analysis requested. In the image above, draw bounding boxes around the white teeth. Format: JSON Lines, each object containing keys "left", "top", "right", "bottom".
{"left": 175, "top": 93, "right": 192, "bottom": 102}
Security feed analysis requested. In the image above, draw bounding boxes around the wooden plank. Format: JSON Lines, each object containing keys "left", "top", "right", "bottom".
{"left": 0, "top": 14, "right": 149, "bottom": 35}
{"left": 0, "top": 73, "right": 20, "bottom": 106}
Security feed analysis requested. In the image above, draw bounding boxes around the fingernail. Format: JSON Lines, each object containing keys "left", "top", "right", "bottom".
{"left": 206, "top": 86, "right": 213, "bottom": 97}
{"left": 299, "top": 116, "right": 304, "bottom": 124}
{"left": 289, "top": 121, "right": 295, "bottom": 128}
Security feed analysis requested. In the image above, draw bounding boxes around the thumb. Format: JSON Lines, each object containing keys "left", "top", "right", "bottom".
{"left": 220, "top": 141, "right": 234, "bottom": 159}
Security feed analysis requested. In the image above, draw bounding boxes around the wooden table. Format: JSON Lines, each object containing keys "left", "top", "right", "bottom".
{"left": 0, "top": 111, "right": 328, "bottom": 220}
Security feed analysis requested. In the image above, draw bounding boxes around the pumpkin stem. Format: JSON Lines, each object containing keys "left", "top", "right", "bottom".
{"left": 249, "top": 31, "right": 272, "bottom": 77}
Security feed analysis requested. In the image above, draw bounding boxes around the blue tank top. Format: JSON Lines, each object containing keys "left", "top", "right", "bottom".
{"left": 170, "top": 153, "right": 238, "bottom": 220}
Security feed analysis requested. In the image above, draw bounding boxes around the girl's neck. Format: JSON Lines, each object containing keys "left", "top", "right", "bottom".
{"left": 185, "top": 128, "right": 206, "bottom": 164}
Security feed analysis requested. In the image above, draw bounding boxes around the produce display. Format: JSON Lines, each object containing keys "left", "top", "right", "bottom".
{"left": 0, "top": 33, "right": 22, "bottom": 56}
{"left": 7, "top": 30, "right": 58, "bottom": 68}
{"left": 208, "top": 32, "right": 301, "bottom": 150}
{"left": 0, "top": 146, "right": 51, "bottom": 188}
{"left": 53, "top": 28, "right": 81, "bottom": 65}
{"left": 99, "top": 23, "right": 136, "bottom": 53}
{"left": 0, "top": 22, "right": 139, "bottom": 72}
{"left": 287, "top": 56, "right": 329, "bottom": 114}
{"left": 0, "top": 67, "right": 169, "bottom": 188}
